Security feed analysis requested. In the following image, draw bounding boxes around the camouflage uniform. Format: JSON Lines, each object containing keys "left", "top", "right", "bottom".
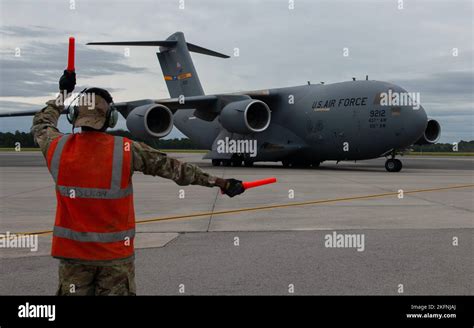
{"left": 31, "top": 98, "right": 221, "bottom": 296}
{"left": 57, "top": 259, "right": 136, "bottom": 296}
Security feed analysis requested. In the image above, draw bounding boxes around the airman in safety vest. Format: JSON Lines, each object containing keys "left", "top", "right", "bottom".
{"left": 31, "top": 70, "right": 245, "bottom": 296}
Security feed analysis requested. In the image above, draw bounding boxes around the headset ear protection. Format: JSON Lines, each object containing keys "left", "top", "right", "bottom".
{"left": 66, "top": 87, "right": 117, "bottom": 128}
{"left": 66, "top": 88, "right": 85, "bottom": 125}
{"left": 106, "top": 103, "right": 118, "bottom": 128}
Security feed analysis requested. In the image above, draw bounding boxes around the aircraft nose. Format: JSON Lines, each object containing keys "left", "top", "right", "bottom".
{"left": 406, "top": 104, "right": 428, "bottom": 143}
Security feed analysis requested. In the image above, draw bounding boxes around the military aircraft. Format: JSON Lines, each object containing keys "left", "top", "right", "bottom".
{"left": 2, "top": 32, "right": 441, "bottom": 172}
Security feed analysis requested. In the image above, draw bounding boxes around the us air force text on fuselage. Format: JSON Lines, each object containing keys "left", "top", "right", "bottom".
{"left": 312, "top": 97, "right": 369, "bottom": 110}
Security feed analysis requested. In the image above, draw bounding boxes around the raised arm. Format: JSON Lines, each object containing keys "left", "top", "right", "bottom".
{"left": 31, "top": 99, "right": 64, "bottom": 156}
{"left": 30, "top": 70, "right": 76, "bottom": 156}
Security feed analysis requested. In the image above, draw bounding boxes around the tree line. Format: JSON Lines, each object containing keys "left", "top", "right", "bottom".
{"left": 411, "top": 140, "right": 474, "bottom": 152}
{"left": 0, "top": 130, "right": 473, "bottom": 152}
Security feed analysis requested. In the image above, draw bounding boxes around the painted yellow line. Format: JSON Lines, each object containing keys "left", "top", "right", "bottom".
{"left": 11, "top": 184, "right": 474, "bottom": 236}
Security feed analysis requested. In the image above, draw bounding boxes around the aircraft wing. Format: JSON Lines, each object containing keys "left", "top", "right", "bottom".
{"left": 151, "top": 90, "right": 277, "bottom": 121}
{"left": 0, "top": 109, "right": 39, "bottom": 117}
{"left": 0, "top": 96, "right": 223, "bottom": 119}
{"left": 0, "top": 108, "right": 68, "bottom": 117}
{"left": 117, "top": 93, "right": 263, "bottom": 122}
{"left": 154, "top": 94, "right": 250, "bottom": 121}
{"left": 0, "top": 90, "right": 275, "bottom": 120}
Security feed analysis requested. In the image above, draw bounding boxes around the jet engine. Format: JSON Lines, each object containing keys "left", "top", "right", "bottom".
{"left": 415, "top": 119, "right": 441, "bottom": 145}
{"left": 126, "top": 104, "right": 173, "bottom": 139}
{"left": 219, "top": 99, "right": 271, "bottom": 134}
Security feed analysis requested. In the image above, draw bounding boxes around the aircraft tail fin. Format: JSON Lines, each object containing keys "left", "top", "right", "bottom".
{"left": 88, "top": 32, "right": 229, "bottom": 98}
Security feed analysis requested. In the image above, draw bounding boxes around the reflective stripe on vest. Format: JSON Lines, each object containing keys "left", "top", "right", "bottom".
{"left": 56, "top": 185, "right": 132, "bottom": 199}
{"left": 49, "top": 134, "right": 70, "bottom": 182}
{"left": 53, "top": 226, "right": 135, "bottom": 243}
{"left": 50, "top": 135, "right": 129, "bottom": 199}
{"left": 48, "top": 133, "right": 135, "bottom": 261}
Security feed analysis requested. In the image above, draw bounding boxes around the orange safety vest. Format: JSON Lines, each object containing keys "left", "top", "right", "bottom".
{"left": 46, "top": 132, "right": 135, "bottom": 261}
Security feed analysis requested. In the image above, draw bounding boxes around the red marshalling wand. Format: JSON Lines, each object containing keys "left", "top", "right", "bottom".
{"left": 67, "top": 37, "right": 75, "bottom": 72}
{"left": 220, "top": 177, "right": 277, "bottom": 194}
{"left": 242, "top": 177, "right": 277, "bottom": 190}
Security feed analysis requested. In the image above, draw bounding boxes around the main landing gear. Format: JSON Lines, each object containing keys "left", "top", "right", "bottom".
{"left": 212, "top": 159, "right": 254, "bottom": 167}
{"left": 282, "top": 160, "right": 320, "bottom": 168}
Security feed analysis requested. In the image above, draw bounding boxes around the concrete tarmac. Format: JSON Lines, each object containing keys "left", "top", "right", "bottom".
{"left": 0, "top": 152, "right": 472, "bottom": 295}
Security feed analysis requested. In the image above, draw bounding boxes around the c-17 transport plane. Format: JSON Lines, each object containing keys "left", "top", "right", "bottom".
{"left": 2, "top": 32, "right": 441, "bottom": 172}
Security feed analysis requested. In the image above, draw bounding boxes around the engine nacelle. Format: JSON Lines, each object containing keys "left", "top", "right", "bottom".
{"left": 126, "top": 104, "right": 173, "bottom": 139}
{"left": 415, "top": 119, "right": 441, "bottom": 145}
{"left": 219, "top": 99, "right": 271, "bottom": 134}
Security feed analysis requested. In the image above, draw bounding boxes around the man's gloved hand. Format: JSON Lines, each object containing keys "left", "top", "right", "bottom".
{"left": 59, "top": 70, "right": 76, "bottom": 93}
{"left": 217, "top": 178, "right": 245, "bottom": 198}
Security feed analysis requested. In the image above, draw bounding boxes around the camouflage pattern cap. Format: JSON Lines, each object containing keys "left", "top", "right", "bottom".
{"left": 74, "top": 93, "right": 110, "bottom": 129}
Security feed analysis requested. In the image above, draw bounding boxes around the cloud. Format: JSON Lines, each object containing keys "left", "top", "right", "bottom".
{"left": 392, "top": 70, "right": 474, "bottom": 97}
{"left": 390, "top": 70, "right": 473, "bottom": 142}
{"left": 0, "top": 40, "right": 147, "bottom": 97}
{"left": 0, "top": 1, "right": 472, "bottom": 143}
{"left": 0, "top": 25, "right": 57, "bottom": 37}
{"left": 0, "top": 100, "right": 36, "bottom": 111}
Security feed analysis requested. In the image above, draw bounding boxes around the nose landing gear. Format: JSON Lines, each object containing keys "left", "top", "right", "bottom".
{"left": 384, "top": 149, "right": 408, "bottom": 172}
{"left": 385, "top": 158, "right": 402, "bottom": 172}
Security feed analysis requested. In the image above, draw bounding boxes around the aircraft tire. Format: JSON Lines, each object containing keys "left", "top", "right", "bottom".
{"left": 222, "top": 160, "right": 232, "bottom": 167}
{"left": 293, "top": 162, "right": 310, "bottom": 168}
{"left": 394, "top": 159, "right": 402, "bottom": 172}
{"left": 244, "top": 160, "right": 254, "bottom": 167}
{"left": 232, "top": 160, "right": 242, "bottom": 167}
{"left": 385, "top": 159, "right": 402, "bottom": 172}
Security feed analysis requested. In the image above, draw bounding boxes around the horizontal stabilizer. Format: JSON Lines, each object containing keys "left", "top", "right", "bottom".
{"left": 186, "top": 42, "right": 229, "bottom": 58}
{"left": 87, "top": 40, "right": 229, "bottom": 58}
{"left": 87, "top": 40, "right": 177, "bottom": 47}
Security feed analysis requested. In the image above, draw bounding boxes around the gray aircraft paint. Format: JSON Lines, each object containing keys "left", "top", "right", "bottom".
{"left": 1, "top": 32, "right": 435, "bottom": 168}
{"left": 157, "top": 32, "right": 205, "bottom": 98}
{"left": 173, "top": 82, "right": 427, "bottom": 162}
{"left": 153, "top": 32, "right": 429, "bottom": 162}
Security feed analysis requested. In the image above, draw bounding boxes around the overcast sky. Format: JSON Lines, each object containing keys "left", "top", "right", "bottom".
{"left": 0, "top": 0, "right": 472, "bottom": 142}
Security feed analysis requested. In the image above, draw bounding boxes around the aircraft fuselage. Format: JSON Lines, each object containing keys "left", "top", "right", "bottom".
{"left": 173, "top": 79, "right": 428, "bottom": 164}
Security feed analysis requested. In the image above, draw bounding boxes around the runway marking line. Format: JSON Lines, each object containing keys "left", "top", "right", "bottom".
{"left": 11, "top": 183, "right": 474, "bottom": 236}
